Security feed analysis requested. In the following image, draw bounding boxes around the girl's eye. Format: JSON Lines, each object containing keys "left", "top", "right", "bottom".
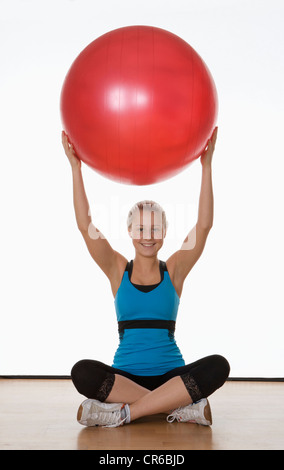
{"left": 138, "top": 227, "right": 161, "bottom": 231}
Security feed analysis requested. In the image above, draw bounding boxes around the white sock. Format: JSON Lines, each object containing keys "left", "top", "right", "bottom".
{"left": 121, "top": 404, "right": 131, "bottom": 423}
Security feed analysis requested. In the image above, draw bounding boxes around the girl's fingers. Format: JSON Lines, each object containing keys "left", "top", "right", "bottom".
{"left": 211, "top": 126, "right": 218, "bottom": 145}
{"left": 62, "top": 130, "right": 70, "bottom": 145}
{"left": 62, "top": 131, "right": 75, "bottom": 155}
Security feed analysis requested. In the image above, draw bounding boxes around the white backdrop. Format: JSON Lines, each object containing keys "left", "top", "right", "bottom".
{"left": 0, "top": 0, "right": 283, "bottom": 377}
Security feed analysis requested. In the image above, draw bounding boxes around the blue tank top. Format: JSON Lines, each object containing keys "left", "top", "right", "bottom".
{"left": 112, "top": 260, "right": 185, "bottom": 376}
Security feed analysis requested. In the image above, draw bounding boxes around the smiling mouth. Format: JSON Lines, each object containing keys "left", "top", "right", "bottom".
{"left": 140, "top": 243, "right": 156, "bottom": 247}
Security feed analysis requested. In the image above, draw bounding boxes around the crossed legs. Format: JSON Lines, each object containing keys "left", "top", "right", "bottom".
{"left": 71, "top": 355, "right": 230, "bottom": 422}
{"left": 106, "top": 374, "right": 191, "bottom": 421}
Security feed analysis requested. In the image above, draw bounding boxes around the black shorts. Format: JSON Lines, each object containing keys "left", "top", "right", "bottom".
{"left": 71, "top": 354, "right": 230, "bottom": 403}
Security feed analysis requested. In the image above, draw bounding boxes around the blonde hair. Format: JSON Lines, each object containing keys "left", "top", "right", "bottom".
{"left": 127, "top": 200, "right": 168, "bottom": 230}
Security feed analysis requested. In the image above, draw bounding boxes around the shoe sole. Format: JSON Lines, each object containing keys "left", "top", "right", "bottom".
{"left": 77, "top": 404, "right": 83, "bottom": 422}
{"left": 204, "top": 399, "right": 213, "bottom": 425}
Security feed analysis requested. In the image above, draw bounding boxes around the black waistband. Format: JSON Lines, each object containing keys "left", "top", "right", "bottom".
{"left": 118, "top": 320, "right": 176, "bottom": 332}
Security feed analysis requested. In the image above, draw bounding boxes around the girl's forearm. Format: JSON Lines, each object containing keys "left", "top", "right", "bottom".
{"left": 72, "top": 166, "right": 91, "bottom": 231}
{"left": 197, "top": 165, "right": 214, "bottom": 229}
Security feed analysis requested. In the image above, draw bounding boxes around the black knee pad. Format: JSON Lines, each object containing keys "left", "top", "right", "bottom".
{"left": 71, "top": 359, "right": 115, "bottom": 400}
{"left": 205, "top": 354, "right": 230, "bottom": 389}
{"left": 187, "top": 354, "right": 230, "bottom": 399}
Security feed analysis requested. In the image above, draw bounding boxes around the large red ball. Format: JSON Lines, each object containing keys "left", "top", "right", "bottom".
{"left": 60, "top": 26, "right": 218, "bottom": 185}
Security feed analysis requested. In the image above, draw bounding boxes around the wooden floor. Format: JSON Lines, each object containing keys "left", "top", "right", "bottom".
{"left": 0, "top": 378, "right": 283, "bottom": 450}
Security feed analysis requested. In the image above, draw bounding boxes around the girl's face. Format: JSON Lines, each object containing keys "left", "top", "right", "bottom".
{"left": 128, "top": 209, "right": 166, "bottom": 257}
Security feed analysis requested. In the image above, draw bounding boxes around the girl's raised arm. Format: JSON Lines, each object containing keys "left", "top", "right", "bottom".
{"left": 62, "top": 131, "right": 126, "bottom": 280}
{"left": 167, "top": 127, "right": 218, "bottom": 287}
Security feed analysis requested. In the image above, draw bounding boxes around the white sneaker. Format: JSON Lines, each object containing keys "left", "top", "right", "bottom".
{"left": 77, "top": 399, "right": 126, "bottom": 428}
{"left": 166, "top": 398, "right": 212, "bottom": 426}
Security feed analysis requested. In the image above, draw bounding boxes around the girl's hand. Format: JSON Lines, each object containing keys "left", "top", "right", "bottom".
{"left": 200, "top": 126, "right": 218, "bottom": 168}
{"left": 61, "top": 130, "right": 81, "bottom": 169}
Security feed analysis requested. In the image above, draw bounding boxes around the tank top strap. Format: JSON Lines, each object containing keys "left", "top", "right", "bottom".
{"left": 124, "top": 260, "right": 132, "bottom": 272}
{"left": 159, "top": 260, "right": 168, "bottom": 272}
{"left": 124, "top": 260, "right": 167, "bottom": 278}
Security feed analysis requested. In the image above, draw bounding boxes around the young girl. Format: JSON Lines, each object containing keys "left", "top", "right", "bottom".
{"left": 62, "top": 127, "right": 230, "bottom": 428}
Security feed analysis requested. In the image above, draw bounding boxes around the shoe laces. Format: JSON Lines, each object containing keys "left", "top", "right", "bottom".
{"left": 103, "top": 414, "right": 127, "bottom": 428}
{"left": 167, "top": 405, "right": 199, "bottom": 423}
{"left": 88, "top": 407, "right": 126, "bottom": 428}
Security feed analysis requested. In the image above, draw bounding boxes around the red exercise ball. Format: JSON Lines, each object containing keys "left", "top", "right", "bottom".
{"left": 60, "top": 25, "right": 218, "bottom": 185}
